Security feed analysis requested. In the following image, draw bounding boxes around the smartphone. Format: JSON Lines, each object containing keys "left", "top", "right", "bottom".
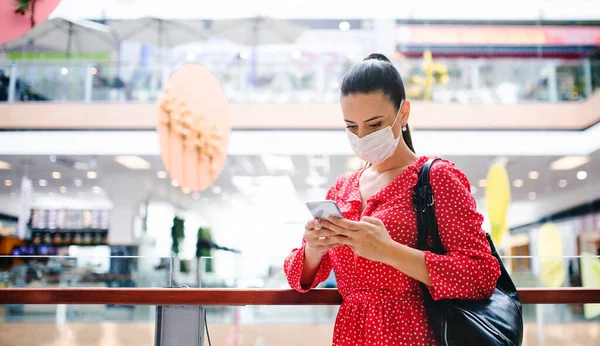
{"left": 305, "top": 200, "right": 344, "bottom": 220}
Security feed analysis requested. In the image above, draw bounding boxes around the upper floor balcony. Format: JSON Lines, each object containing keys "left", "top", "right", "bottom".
{"left": 1, "top": 56, "right": 598, "bottom": 105}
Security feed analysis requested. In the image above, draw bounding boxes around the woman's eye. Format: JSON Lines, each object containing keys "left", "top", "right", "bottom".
{"left": 346, "top": 125, "right": 357, "bottom": 130}
{"left": 369, "top": 122, "right": 382, "bottom": 128}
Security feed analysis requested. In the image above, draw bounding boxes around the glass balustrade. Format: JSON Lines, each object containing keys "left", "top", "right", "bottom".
{"left": 1, "top": 58, "right": 596, "bottom": 104}
{"left": 1, "top": 255, "right": 598, "bottom": 345}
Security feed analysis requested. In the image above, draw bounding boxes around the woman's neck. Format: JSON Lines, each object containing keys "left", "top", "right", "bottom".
{"left": 370, "top": 144, "right": 418, "bottom": 174}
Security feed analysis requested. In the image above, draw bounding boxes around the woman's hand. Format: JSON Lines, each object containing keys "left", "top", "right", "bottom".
{"left": 304, "top": 219, "right": 340, "bottom": 258}
{"left": 320, "top": 216, "right": 395, "bottom": 264}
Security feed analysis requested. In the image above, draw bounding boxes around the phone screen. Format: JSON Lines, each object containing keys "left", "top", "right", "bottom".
{"left": 306, "top": 201, "right": 344, "bottom": 220}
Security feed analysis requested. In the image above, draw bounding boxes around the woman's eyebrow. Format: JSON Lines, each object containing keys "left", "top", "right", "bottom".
{"left": 344, "top": 115, "right": 385, "bottom": 124}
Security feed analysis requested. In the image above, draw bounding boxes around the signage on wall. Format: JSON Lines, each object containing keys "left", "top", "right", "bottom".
{"left": 156, "top": 63, "right": 231, "bottom": 192}
{"left": 395, "top": 25, "right": 600, "bottom": 46}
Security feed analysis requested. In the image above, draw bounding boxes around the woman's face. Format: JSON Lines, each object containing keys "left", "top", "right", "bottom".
{"left": 340, "top": 91, "right": 410, "bottom": 139}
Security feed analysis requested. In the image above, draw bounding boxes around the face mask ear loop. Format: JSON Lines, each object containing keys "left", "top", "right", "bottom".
{"left": 392, "top": 101, "right": 403, "bottom": 129}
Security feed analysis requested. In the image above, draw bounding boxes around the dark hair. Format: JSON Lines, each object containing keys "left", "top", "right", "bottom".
{"left": 340, "top": 53, "right": 415, "bottom": 153}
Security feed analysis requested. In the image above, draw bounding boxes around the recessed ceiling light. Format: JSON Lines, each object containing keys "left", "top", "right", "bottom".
{"left": 115, "top": 156, "right": 151, "bottom": 170}
{"left": 61, "top": 67, "right": 69, "bottom": 75}
{"left": 87, "top": 171, "right": 97, "bottom": 179}
{"left": 528, "top": 171, "right": 539, "bottom": 180}
{"left": 60, "top": 186, "right": 67, "bottom": 194}
{"left": 478, "top": 179, "right": 487, "bottom": 188}
{"left": 0, "top": 161, "right": 11, "bottom": 170}
{"left": 576, "top": 171, "right": 587, "bottom": 180}
{"left": 171, "top": 179, "right": 179, "bottom": 187}
{"left": 212, "top": 186, "right": 222, "bottom": 194}
{"left": 39, "top": 179, "right": 47, "bottom": 187}
{"left": 92, "top": 186, "right": 102, "bottom": 194}
{"left": 157, "top": 171, "right": 168, "bottom": 179}
{"left": 550, "top": 156, "right": 590, "bottom": 171}
{"left": 338, "top": 21, "right": 351, "bottom": 31}
{"left": 513, "top": 179, "right": 524, "bottom": 188}
{"left": 4, "top": 179, "right": 12, "bottom": 187}
{"left": 239, "top": 51, "right": 250, "bottom": 60}
{"left": 49, "top": 155, "right": 57, "bottom": 162}
{"left": 74, "top": 179, "right": 83, "bottom": 187}
{"left": 74, "top": 161, "right": 89, "bottom": 170}
{"left": 528, "top": 192, "right": 537, "bottom": 200}
{"left": 558, "top": 179, "right": 568, "bottom": 188}
{"left": 192, "top": 192, "right": 200, "bottom": 200}
{"left": 52, "top": 171, "right": 61, "bottom": 179}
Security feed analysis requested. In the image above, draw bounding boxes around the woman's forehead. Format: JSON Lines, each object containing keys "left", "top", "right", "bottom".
{"left": 341, "top": 92, "right": 395, "bottom": 118}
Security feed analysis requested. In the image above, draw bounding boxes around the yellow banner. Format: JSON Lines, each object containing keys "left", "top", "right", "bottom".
{"left": 485, "top": 163, "right": 511, "bottom": 245}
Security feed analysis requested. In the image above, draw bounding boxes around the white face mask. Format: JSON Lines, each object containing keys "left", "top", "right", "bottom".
{"left": 346, "top": 103, "right": 402, "bottom": 165}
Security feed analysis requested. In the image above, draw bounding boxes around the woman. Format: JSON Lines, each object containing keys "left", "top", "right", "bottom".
{"left": 284, "top": 53, "right": 501, "bottom": 346}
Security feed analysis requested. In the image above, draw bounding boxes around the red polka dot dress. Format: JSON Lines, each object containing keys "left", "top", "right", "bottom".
{"left": 284, "top": 156, "right": 501, "bottom": 346}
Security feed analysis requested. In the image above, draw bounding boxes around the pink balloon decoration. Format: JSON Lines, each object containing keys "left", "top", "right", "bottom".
{"left": 0, "top": 0, "right": 61, "bottom": 45}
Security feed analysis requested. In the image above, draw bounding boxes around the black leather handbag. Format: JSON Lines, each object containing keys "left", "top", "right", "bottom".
{"left": 412, "top": 158, "right": 523, "bottom": 346}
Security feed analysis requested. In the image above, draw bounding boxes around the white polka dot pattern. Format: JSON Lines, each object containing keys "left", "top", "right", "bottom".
{"left": 284, "top": 156, "right": 501, "bottom": 346}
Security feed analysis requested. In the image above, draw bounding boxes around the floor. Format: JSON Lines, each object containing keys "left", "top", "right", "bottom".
{"left": 0, "top": 322, "right": 599, "bottom": 346}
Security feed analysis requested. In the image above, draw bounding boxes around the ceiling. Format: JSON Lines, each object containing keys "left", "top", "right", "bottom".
{"left": 0, "top": 152, "right": 598, "bottom": 227}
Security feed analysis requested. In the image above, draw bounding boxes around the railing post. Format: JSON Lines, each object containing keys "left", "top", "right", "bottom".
{"left": 547, "top": 62, "right": 558, "bottom": 102}
{"left": 583, "top": 59, "right": 593, "bottom": 99}
{"left": 8, "top": 64, "right": 18, "bottom": 103}
{"left": 536, "top": 305, "right": 545, "bottom": 346}
{"left": 155, "top": 305, "right": 206, "bottom": 346}
{"left": 469, "top": 62, "right": 480, "bottom": 96}
{"left": 84, "top": 63, "right": 93, "bottom": 103}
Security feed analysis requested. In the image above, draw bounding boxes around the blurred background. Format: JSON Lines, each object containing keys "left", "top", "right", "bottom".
{"left": 0, "top": 0, "right": 599, "bottom": 345}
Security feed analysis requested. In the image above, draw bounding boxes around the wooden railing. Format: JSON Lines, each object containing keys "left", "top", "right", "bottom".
{"left": 1, "top": 288, "right": 599, "bottom": 306}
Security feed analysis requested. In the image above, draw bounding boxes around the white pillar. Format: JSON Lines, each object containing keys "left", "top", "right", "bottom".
{"left": 102, "top": 172, "right": 153, "bottom": 245}
{"left": 372, "top": 19, "right": 397, "bottom": 59}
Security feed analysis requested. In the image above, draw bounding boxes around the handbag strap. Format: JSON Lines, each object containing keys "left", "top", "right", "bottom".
{"left": 413, "top": 159, "right": 520, "bottom": 289}
{"left": 412, "top": 158, "right": 445, "bottom": 254}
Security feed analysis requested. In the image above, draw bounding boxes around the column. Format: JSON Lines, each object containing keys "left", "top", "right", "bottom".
{"left": 372, "top": 19, "right": 397, "bottom": 59}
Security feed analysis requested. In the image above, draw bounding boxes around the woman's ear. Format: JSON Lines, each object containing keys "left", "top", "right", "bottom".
{"left": 400, "top": 100, "right": 411, "bottom": 125}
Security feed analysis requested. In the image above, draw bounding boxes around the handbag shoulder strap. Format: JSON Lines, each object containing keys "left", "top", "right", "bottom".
{"left": 412, "top": 158, "right": 445, "bottom": 254}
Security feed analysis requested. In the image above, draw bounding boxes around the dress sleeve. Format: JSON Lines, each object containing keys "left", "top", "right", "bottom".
{"left": 284, "top": 178, "right": 340, "bottom": 293}
{"left": 423, "top": 160, "right": 501, "bottom": 301}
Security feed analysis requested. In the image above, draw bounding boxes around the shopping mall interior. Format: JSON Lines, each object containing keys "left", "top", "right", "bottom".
{"left": 0, "top": 0, "right": 599, "bottom": 345}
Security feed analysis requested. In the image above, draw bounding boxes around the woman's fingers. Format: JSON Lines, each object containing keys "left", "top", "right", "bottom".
{"left": 311, "top": 228, "right": 336, "bottom": 239}
{"left": 320, "top": 220, "right": 354, "bottom": 236}
{"left": 305, "top": 219, "right": 321, "bottom": 230}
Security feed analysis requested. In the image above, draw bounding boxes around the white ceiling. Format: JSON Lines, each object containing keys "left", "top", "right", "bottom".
{"left": 51, "top": 0, "right": 600, "bottom": 20}
{"left": 2, "top": 128, "right": 599, "bottom": 157}
{"left": 0, "top": 152, "right": 597, "bottom": 228}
